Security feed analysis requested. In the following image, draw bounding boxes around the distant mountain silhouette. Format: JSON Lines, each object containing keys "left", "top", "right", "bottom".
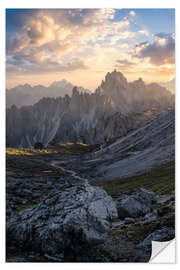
{"left": 6, "top": 79, "right": 91, "bottom": 108}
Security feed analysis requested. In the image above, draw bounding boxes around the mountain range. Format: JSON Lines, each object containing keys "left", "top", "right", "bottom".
{"left": 6, "top": 79, "right": 91, "bottom": 108}
{"left": 6, "top": 70, "right": 174, "bottom": 148}
{"left": 6, "top": 70, "right": 175, "bottom": 262}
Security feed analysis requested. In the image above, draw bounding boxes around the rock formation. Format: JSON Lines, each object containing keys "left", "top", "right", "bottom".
{"left": 137, "top": 227, "right": 175, "bottom": 252}
{"left": 116, "top": 188, "right": 157, "bottom": 218}
{"left": 6, "top": 71, "right": 174, "bottom": 148}
{"left": 7, "top": 182, "right": 118, "bottom": 256}
{"left": 89, "top": 109, "right": 175, "bottom": 179}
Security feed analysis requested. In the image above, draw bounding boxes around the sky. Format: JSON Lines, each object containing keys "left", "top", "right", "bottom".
{"left": 6, "top": 8, "right": 175, "bottom": 90}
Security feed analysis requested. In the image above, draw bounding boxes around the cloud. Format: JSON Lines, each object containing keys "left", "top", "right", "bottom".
{"left": 129, "top": 10, "right": 136, "bottom": 17}
{"left": 109, "top": 32, "right": 135, "bottom": 45}
{"left": 116, "top": 59, "right": 135, "bottom": 67}
{"left": 138, "top": 30, "right": 149, "bottom": 36}
{"left": 7, "top": 57, "right": 88, "bottom": 75}
{"left": 115, "top": 59, "right": 137, "bottom": 72}
{"left": 134, "top": 33, "right": 175, "bottom": 65}
{"left": 7, "top": 9, "right": 123, "bottom": 52}
{"left": 7, "top": 9, "right": 136, "bottom": 76}
{"left": 7, "top": 9, "right": 174, "bottom": 85}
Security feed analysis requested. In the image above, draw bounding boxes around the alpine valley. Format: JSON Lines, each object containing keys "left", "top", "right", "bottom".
{"left": 6, "top": 70, "right": 175, "bottom": 262}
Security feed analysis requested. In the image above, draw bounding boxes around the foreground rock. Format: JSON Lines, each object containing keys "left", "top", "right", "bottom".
{"left": 116, "top": 188, "right": 157, "bottom": 218}
{"left": 137, "top": 227, "right": 175, "bottom": 251}
{"left": 7, "top": 182, "right": 118, "bottom": 256}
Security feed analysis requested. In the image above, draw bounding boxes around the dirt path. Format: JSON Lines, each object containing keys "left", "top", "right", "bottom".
{"left": 51, "top": 160, "right": 88, "bottom": 183}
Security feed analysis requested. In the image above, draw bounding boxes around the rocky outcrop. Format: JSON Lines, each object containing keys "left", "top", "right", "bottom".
{"left": 137, "top": 227, "right": 175, "bottom": 251}
{"left": 6, "top": 71, "right": 174, "bottom": 148}
{"left": 116, "top": 189, "right": 156, "bottom": 218}
{"left": 7, "top": 182, "right": 118, "bottom": 256}
{"left": 97, "top": 70, "right": 173, "bottom": 114}
{"left": 135, "top": 188, "right": 157, "bottom": 205}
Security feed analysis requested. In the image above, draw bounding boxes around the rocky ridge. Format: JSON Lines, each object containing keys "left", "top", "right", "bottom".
{"left": 6, "top": 79, "right": 91, "bottom": 108}
{"left": 6, "top": 71, "right": 174, "bottom": 148}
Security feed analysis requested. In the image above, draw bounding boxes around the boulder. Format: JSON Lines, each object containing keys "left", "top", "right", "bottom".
{"left": 127, "top": 231, "right": 136, "bottom": 238}
{"left": 157, "top": 206, "right": 170, "bottom": 216}
{"left": 135, "top": 188, "right": 157, "bottom": 205}
{"left": 137, "top": 227, "right": 175, "bottom": 251}
{"left": 7, "top": 183, "right": 118, "bottom": 256}
{"left": 141, "top": 210, "right": 158, "bottom": 223}
{"left": 117, "top": 196, "right": 149, "bottom": 218}
{"left": 124, "top": 217, "right": 135, "bottom": 224}
{"left": 116, "top": 188, "right": 156, "bottom": 218}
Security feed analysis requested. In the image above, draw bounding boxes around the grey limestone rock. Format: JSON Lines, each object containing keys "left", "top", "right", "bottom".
{"left": 7, "top": 182, "right": 118, "bottom": 256}
{"left": 117, "top": 189, "right": 156, "bottom": 218}
{"left": 6, "top": 71, "right": 174, "bottom": 148}
{"left": 137, "top": 227, "right": 175, "bottom": 251}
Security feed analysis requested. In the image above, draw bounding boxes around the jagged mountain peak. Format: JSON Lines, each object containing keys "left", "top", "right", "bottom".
{"left": 131, "top": 77, "right": 145, "bottom": 87}
{"left": 101, "top": 70, "right": 128, "bottom": 93}
{"left": 6, "top": 70, "right": 174, "bottom": 148}
{"left": 72, "top": 86, "right": 80, "bottom": 96}
{"left": 95, "top": 70, "right": 173, "bottom": 114}
{"left": 105, "top": 70, "right": 128, "bottom": 84}
{"left": 72, "top": 86, "right": 91, "bottom": 96}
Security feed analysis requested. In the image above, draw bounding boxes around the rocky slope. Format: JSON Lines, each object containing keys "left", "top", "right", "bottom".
{"left": 52, "top": 109, "right": 175, "bottom": 181}
{"left": 79, "top": 109, "right": 175, "bottom": 179}
{"left": 6, "top": 71, "right": 174, "bottom": 148}
{"left": 6, "top": 148, "right": 175, "bottom": 262}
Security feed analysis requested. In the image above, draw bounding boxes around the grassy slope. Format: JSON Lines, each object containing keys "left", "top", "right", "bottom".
{"left": 96, "top": 161, "right": 175, "bottom": 261}
{"left": 6, "top": 143, "right": 91, "bottom": 176}
{"left": 6, "top": 142, "right": 93, "bottom": 156}
{"left": 92, "top": 161, "right": 175, "bottom": 198}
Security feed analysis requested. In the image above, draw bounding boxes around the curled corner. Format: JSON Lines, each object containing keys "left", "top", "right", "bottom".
{"left": 149, "top": 239, "right": 175, "bottom": 263}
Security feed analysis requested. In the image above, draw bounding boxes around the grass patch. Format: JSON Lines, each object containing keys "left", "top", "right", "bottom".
{"left": 51, "top": 142, "right": 95, "bottom": 154}
{"left": 160, "top": 212, "right": 175, "bottom": 228}
{"left": 6, "top": 154, "right": 61, "bottom": 177}
{"left": 109, "top": 211, "right": 175, "bottom": 245}
{"left": 16, "top": 202, "right": 38, "bottom": 212}
{"left": 6, "top": 142, "right": 98, "bottom": 157}
{"left": 93, "top": 162, "right": 175, "bottom": 198}
{"left": 6, "top": 147, "right": 57, "bottom": 156}
{"left": 109, "top": 221, "right": 160, "bottom": 245}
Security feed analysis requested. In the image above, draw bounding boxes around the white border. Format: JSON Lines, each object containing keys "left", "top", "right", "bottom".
{"left": 0, "top": 0, "right": 179, "bottom": 268}
{"left": 150, "top": 240, "right": 176, "bottom": 263}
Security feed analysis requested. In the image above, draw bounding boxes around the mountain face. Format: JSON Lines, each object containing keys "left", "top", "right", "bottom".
{"left": 97, "top": 71, "right": 173, "bottom": 114}
{"left": 6, "top": 79, "right": 91, "bottom": 108}
{"left": 87, "top": 109, "right": 175, "bottom": 179}
{"left": 6, "top": 70, "right": 174, "bottom": 148}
